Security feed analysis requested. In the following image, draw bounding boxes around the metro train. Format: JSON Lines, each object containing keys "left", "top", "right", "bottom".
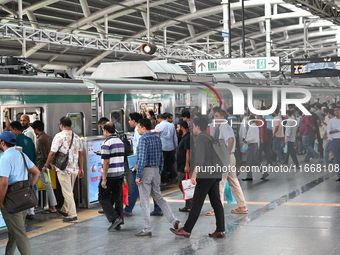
{"left": 0, "top": 74, "right": 340, "bottom": 138}
{"left": 1, "top": 72, "right": 340, "bottom": 208}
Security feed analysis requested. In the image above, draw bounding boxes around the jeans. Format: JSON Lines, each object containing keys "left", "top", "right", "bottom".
{"left": 258, "top": 141, "right": 272, "bottom": 164}
{"left": 272, "top": 137, "right": 284, "bottom": 164}
{"left": 331, "top": 140, "right": 340, "bottom": 178}
{"left": 124, "top": 171, "right": 161, "bottom": 213}
{"left": 302, "top": 135, "right": 318, "bottom": 161}
{"left": 323, "top": 140, "right": 333, "bottom": 166}
{"left": 284, "top": 141, "right": 299, "bottom": 166}
{"left": 298, "top": 137, "right": 304, "bottom": 153}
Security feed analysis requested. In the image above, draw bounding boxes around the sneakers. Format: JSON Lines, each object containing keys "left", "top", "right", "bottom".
{"left": 261, "top": 172, "right": 269, "bottom": 180}
{"left": 173, "top": 220, "right": 182, "bottom": 230}
{"left": 134, "top": 231, "right": 152, "bottom": 237}
{"left": 108, "top": 217, "right": 123, "bottom": 232}
{"left": 63, "top": 217, "right": 78, "bottom": 223}
{"left": 57, "top": 209, "right": 68, "bottom": 218}
{"left": 150, "top": 211, "right": 163, "bottom": 216}
{"left": 123, "top": 210, "right": 132, "bottom": 216}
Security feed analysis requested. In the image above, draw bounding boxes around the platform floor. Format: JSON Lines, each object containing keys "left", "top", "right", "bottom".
{"left": 0, "top": 156, "right": 340, "bottom": 255}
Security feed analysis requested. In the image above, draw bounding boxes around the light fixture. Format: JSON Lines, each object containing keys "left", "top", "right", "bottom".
{"left": 140, "top": 43, "right": 157, "bottom": 55}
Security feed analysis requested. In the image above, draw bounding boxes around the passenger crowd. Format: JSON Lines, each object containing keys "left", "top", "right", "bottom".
{"left": 1, "top": 100, "right": 340, "bottom": 254}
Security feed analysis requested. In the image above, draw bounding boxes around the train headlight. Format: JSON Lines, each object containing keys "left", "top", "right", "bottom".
{"left": 140, "top": 43, "right": 157, "bottom": 55}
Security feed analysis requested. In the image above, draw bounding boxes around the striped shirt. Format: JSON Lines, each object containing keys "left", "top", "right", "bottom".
{"left": 101, "top": 135, "right": 125, "bottom": 178}
{"left": 136, "top": 131, "right": 163, "bottom": 179}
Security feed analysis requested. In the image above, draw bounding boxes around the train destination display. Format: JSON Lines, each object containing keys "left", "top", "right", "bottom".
{"left": 292, "top": 57, "right": 340, "bottom": 77}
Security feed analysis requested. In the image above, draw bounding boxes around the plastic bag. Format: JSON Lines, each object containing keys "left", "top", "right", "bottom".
{"left": 122, "top": 183, "right": 129, "bottom": 206}
{"left": 224, "top": 180, "right": 236, "bottom": 204}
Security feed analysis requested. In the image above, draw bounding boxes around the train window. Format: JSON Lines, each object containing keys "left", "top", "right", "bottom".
{"left": 139, "top": 103, "right": 161, "bottom": 118}
{"left": 2, "top": 107, "right": 44, "bottom": 131}
{"left": 66, "top": 112, "right": 84, "bottom": 137}
{"left": 110, "top": 110, "right": 124, "bottom": 132}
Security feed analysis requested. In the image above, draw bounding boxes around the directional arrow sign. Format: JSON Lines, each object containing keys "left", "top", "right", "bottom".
{"left": 195, "top": 57, "right": 280, "bottom": 74}
{"left": 198, "top": 62, "right": 206, "bottom": 72}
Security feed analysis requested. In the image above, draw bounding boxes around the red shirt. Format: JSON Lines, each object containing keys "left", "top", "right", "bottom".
{"left": 300, "top": 115, "right": 315, "bottom": 137}
{"left": 258, "top": 118, "right": 268, "bottom": 142}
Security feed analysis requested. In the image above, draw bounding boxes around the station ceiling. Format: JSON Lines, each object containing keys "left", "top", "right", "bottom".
{"left": 0, "top": 0, "right": 338, "bottom": 76}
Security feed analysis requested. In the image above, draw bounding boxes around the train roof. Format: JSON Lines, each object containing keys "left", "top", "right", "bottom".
{"left": 0, "top": 74, "right": 90, "bottom": 94}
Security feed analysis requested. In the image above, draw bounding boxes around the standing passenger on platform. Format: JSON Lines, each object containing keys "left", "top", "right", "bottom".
{"left": 44, "top": 117, "right": 84, "bottom": 223}
{"left": 283, "top": 110, "right": 299, "bottom": 167}
{"left": 31, "top": 120, "right": 57, "bottom": 214}
{"left": 327, "top": 106, "right": 340, "bottom": 181}
{"left": 0, "top": 131, "right": 40, "bottom": 255}
{"left": 323, "top": 109, "right": 334, "bottom": 167}
{"left": 154, "top": 114, "right": 178, "bottom": 183}
{"left": 257, "top": 112, "right": 272, "bottom": 165}
{"left": 181, "top": 111, "right": 193, "bottom": 135}
{"left": 242, "top": 115, "right": 265, "bottom": 181}
{"left": 170, "top": 117, "right": 225, "bottom": 238}
{"left": 98, "top": 117, "right": 109, "bottom": 132}
{"left": 10, "top": 121, "right": 37, "bottom": 219}
{"left": 20, "top": 114, "right": 36, "bottom": 146}
{"left": 176, "top": 120, "right": 193, "bottom": 212}
{"left": 98, "top": 122, "right": 125, "bottom": 231}
{"left": 134, "top": 118, "right": 181, "bottom": 237}
{"left": 300, "top": 108, "right": 318, "bottom": 162}
{"left": 272, "top": 108, "right": 285, "bottom": 165}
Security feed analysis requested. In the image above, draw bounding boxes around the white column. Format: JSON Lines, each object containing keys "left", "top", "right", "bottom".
{"left": 221, "top": 0, "right": 229, "bottom": 57}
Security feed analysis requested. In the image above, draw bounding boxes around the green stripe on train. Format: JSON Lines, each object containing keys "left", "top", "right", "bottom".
{"left": 104, "top": 94, "right": 178, "bottom": 101}
{"left": 0, "top": 95, "right": 91, "bottom": 104}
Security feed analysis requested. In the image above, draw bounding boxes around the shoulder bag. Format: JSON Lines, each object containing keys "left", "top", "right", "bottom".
{"left": 5, "top": 152, "right": 38, "bottom": 213}
{"left": 52, "top": 132, "right": 74, "bottom": 170}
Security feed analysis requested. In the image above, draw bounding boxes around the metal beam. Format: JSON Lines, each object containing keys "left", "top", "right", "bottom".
{"left": 283, "top": 0, "right": 340, "bottom": 25}
{"left": 79, "top": 0, "right": 106, "bottom": 39}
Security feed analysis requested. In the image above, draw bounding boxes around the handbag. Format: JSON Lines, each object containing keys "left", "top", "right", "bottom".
{"left": 5, "top": 152, "right": 38, "bottom": 214}
{"left": 53, "top": 132, "right": 74, "bottom": 170}
{"left": 181, "top": 173, "right": 195, "bottom": 200}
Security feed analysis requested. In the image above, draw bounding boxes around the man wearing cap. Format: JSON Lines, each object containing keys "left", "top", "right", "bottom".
{"left": 0, "top": 131, "right": 40, "bottom": 255}
{"left": 20, "top": 114, "right": 36, "bottom": 146}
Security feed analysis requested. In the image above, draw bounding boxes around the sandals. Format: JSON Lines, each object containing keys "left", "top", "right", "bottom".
{"left": 205, "top": 210, "right": 215, "bottom": 216}
{"left": 231, "top": 208, "right": 248, "bottom": 214}
{"left": 42, "top": 209, "right": 57, "bottom": 214}
{"left": 179, "top": 207, "right": 191, "bottom": 212}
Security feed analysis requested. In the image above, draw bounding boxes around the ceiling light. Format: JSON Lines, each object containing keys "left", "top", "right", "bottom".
{"left": 140, "top": 43, "right": 157, "bottom": 55}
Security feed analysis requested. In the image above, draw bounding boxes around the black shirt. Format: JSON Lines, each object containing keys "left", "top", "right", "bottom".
{"left": 177, "top": 132, "right": 191, "bottom": 172}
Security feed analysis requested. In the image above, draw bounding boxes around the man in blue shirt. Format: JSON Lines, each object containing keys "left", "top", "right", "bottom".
{"left": 134, "top": 118, "right": 181, "bottom": 237}
{"left": 0, "top": 131, "right": 40, "bottom": 255}
{"left": 154, "top": 114, "right": 178, "bottom": 183}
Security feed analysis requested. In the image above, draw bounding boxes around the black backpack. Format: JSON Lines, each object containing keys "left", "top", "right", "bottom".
{"left": 116, "top": 131, "right": 131, "bottom": 159}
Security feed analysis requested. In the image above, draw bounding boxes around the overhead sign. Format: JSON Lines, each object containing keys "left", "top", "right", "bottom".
{"left": 291, "top": 57, "right": 340, "bottom": 78}
{"left": 195, "top": 57, "right": 280, "bottom": 74}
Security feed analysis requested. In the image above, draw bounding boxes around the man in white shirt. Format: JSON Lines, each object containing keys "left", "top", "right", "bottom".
{"left": 20, "top": 114, "right": 36, "bottom": 146}
{"left": 242, "top": 115, "right": 265, "bottom": 181}
{"left": 327, "top": 106, "right": 340, "bottom": 181}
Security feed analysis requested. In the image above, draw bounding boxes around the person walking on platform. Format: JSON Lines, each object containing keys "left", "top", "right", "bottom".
{"left": 283, "top": 110, "right": 299, "bottom": 167}
{"left": 98, "top": 122, "right": 125, "bottom": 231}
{"left": 44, "top": 117, "right": 84, "bottom": 223}
{"left": 272, "top": 108, "right": 285, "bottom": 165}
{"left": 31, "top": 120, "right": 58, "bottom": 214}
{"left": 300, "top": 108, "right": 318, "bottom": 162}
{"left": 327, "top": 106, "right": 340, "bottom": 181}
{"left": 0, "top": 131, "right": 40, "bottom": 255}
{"left": 242, "top": 115, "right": 264, "bottom": 181}
{"left": 206, "top": 109, "right": 248, "bottom": 216}
{"left": 134, "top": 118, "right": 181, "bottom": 237}
{"left": 176, "top": 120, "right": 193, "bottom": 212}
{"left": 170, "top": 117, "right": 225, "bottom": 238}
